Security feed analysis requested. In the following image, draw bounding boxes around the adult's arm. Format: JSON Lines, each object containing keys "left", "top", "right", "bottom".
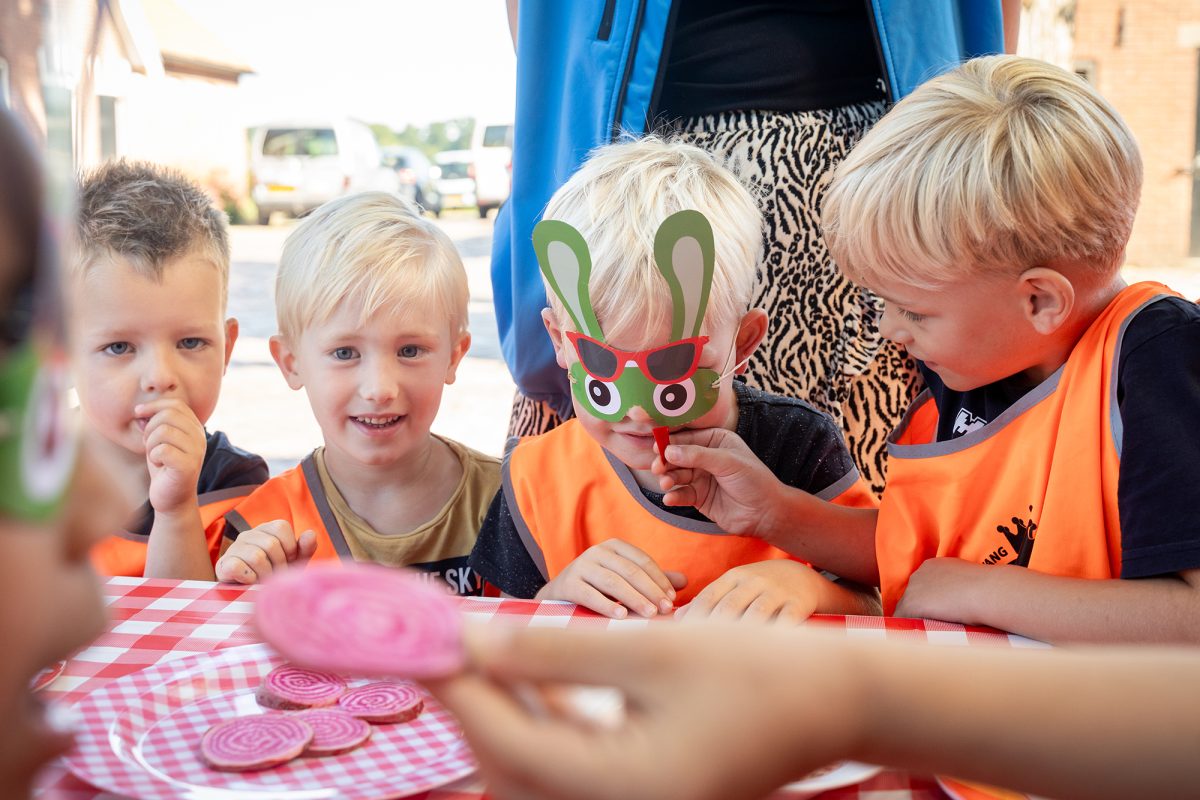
{"left": 430, "top": 624, "right": 1200, "bottom": 800}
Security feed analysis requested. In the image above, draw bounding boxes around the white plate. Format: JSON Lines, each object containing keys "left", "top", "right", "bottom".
{"left": 65, "top": 643, "right": 475, "bottom": 799}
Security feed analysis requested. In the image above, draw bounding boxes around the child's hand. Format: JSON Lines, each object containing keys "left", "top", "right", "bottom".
{"left": 675, "top": 560, "right": 820, "bottom": 624}
{"left": 895, "top": 557, "right": 991, "bottom": 623}
{"left": 651, "top": 427, "right": 785, "bottom": 538}
{"left": 215, "top": 521, "right": 318, "bottom": 584}
{"left": 536, "top": 539, "right": 687, "bottom": 619}
{"left": 138, "top": 398, "right": 206, "bottom": 515}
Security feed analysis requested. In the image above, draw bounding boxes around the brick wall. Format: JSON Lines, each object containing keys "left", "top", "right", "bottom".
{"left": 1074, "top": 0, "right": 1200, "bottom": 266}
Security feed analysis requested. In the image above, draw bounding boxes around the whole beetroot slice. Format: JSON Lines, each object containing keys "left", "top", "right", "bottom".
{"left": 201, "top": 714, "right": 313, "bottom": 771}
{"left": 256, "top": 664, "right": 347, "bottom": 710}
{"left": 337, "top": 682, "right": 425, "bottom": 724}
{"left": 293, "top": 708, "right": 373, "bottom": 756}
{"left": 255, "top": 563, "right": 465, "bottom": 679}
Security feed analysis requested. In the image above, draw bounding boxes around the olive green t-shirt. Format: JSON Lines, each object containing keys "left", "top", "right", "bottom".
{"left": 313, "top": 436, "right": 499, "bottom": 595}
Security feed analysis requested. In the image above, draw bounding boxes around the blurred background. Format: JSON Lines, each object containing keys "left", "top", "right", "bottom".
{"left": 2, "top": 0, "right": 1197, "bottom": 473}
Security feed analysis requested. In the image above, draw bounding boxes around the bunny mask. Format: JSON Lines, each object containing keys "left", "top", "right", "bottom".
{"left": 533, "top": 210, "right": 725, "bottom": 427}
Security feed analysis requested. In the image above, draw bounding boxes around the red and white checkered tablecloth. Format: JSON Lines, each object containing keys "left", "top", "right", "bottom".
{"left": 34, "top": 577, "right": 1047, "bottom": 800}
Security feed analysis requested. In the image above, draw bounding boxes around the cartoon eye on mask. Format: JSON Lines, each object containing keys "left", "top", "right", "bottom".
{"left": 535, "top": 210, "right": 720, "bottom": 427}
{"left": 583, "top": 374, "right": 622, "bottom": 416}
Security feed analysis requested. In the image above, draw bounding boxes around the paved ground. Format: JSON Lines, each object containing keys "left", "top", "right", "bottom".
{"left": 208, "top": 210, "right": 516, "bottom": 474}
{"left": 208, "top": 209, "right": 1200, "bottom": 477}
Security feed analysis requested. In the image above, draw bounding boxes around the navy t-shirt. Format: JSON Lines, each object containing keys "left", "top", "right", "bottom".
{"left": 469, "top": 381, "right": 860, "bottom": 598}
{"left": 919, "top": 296, "right": 1200, "bottom": 579}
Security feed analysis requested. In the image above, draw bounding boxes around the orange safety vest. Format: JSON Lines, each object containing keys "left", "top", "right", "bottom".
{"left": 876, "top": 282, "right": 1180, "bottom": 614}
{"left": 90, "top": 486, "right": 259, "bottom": 577}
{"left": 505, "top": 418, "right": 876, "bottom": 604}
{"left": 223, "top": 454, "right": 352, "bottom": 562}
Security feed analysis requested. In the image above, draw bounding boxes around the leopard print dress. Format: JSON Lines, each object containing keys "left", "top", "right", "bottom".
{"left": 508, "top": 101, "right": 922, "bottom": 497}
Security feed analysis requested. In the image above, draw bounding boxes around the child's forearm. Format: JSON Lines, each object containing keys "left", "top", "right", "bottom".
{"left": 854, "top": 640, "right": 1200, "bottom": 799}
{"left": 958, "top": 566, "right": 1200, "bottom": 644}
{"left": 144, "top": 505, "right": 217, "bottom": 580}
{"left": 757, "top": 485, "right": 880, "bottom": 587}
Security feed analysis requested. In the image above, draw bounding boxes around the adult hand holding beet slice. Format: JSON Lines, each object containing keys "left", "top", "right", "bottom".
{"left": 255, "top": 562, "right": 465, "bottom": 679}
{"left": 201, "top": 714, "right": 314, "bottom": 771}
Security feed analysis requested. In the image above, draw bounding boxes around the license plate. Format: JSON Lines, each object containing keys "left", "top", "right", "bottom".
{"left": 267, "top": 184, "right": 294, "bottom": 192}
{"left": 444, "top": 194, "right": 462, "bottom": 206}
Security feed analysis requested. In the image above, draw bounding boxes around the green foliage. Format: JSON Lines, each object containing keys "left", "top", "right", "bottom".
{"left": 368, "top": 118, "right": 475, "bottom": 157}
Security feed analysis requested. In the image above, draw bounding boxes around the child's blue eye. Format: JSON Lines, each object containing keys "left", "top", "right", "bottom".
{"left": 398, "top": 344, "right": 423, "bottom": 358}
{"left": 179, "top": 338, "right": 207, "bottom": 350}
{"left": 102, "top": 342, "right": 132, "bottom": 356}
{"left": 332, "top": 347, "right": 358, "bottom": 361}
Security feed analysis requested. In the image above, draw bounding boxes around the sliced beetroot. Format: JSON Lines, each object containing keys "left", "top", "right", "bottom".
{"left": 292, "top": 708, "right": 373, "bottom": 756}
{"left": 200, "top": 714, "right": 313, "bottom": 772}
{"left": 337, "top": 682, "right": 424, "bottom": 724}
{"left": 255, "top": 562, "right": 464, "bottom": 679}
{"left": 256, "top": 664, "right": 347, "bottom": 710}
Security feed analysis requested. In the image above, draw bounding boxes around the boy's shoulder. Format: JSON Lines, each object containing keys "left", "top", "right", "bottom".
{"left": 200, "top": 430, "right": 269, "bottom": 488}
{"left": 731, "top": 380, "right": 843, "bottom": 441}
{"left": 223, "top": 451, "right": 317, "bottom": 528}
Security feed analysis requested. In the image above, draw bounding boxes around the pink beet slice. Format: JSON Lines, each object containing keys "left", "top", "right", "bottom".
{"left": 201, "top": 714, "right": 313, "bottom": 772}
{"left": 255, "top": 562, "right": 465, "bottom": 679}
{"left": 337, "top": 682, "right": 424, "bottom": 724}
{"left": 293, "top": 708, "right": 373, "bottom": 756}
{"left": 256, "top": 665, "right": 347, "bottom": 710}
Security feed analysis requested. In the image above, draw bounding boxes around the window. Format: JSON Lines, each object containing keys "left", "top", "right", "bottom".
{"left": 0, "top": 58, "right": 9, "bottom": 109}
{"left": 262, "top": 128, "right": 338, "bottom": 157}
{"left": 1074, "top": 60, "right": 1097, "bottom": 85}
{"left": 99, "top": 95, "right": 116, "bottom": 159}
{"left": 481, "top": 124, "right": 512, "bottom": 148}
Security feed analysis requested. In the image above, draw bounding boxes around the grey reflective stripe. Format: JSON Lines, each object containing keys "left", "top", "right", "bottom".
{"left": 887, "top": 368, "right": 1065, "bottom": 460}
{"left": 500, "top": 442, "right": 549, "bottom": 580}
{"left": 601, "top": 448, "right": 727, "bottom": 535}
{"left": 1109, "top": 294, "right": 1171, "bottom": 459}
{"left": 813, "top": 468, "right": 861, "bottom": 502}
{"left": 224, "top": 509, "right": 252, "bottom": 535}
{"left": 301, "top": 455, "right": 353, "bottom": 560}
{"left": 197, "top": 485, "right": 258, "bottom": 506}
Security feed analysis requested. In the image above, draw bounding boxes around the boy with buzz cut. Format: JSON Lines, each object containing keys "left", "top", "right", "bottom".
{"left": 655, "top": 55, "right": 1200, "bottom": 643}
{"left": 74, "top": 160, "right": 268, "bottom": 580}
{"left": 468, "top": 137, "right": 879, "bottom": 621}
{"left": 215, "top": 192, "right": 499, "bottom": 596}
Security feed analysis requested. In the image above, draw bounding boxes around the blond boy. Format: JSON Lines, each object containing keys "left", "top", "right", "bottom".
{"left": 216, "top": 192, "right": 498, "bottom": 595}
{"left": 74, "top": 161, "right": 267, "bottom": 580}
{"left": 468, "top": 138, "right": 878, "bottom": 620}
{"left": 656, "top": 55, "right": 1200, "bottom": 643}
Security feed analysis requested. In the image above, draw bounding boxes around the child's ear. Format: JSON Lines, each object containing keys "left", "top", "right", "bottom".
{"left": 222, "top": 318, "right": 240, "bottom": 375}
{"left": 541, "top": 308, "right": 569, "bottom": 370}
{"left": 733, "top": 308, "right": 768, "bottom": 373}
{"left": 269, "top": 334, "right": 305, "bottom": 391}
{"left": 444, "top": 330, "right": 471, "bottom": 385}
{"left": 1018, "top": 267, "right": 1075, "bottom": 335}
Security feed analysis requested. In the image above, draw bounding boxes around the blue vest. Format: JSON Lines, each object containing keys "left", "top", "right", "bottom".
{"left": 493, "top": 0, "right": 1005, "bottom": 418}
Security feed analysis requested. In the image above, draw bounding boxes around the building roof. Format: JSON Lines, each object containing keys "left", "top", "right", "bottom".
{"left": 140, "top": 0, "right": 253, "bottom": 82}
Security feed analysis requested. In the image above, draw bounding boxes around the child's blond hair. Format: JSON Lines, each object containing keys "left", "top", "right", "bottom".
{"left": 74, "top": 160, "right": 230, "bottom": 298}
{"left": 276, "top": 192, "right": 468, "bottom": 341}
{"left": 822, "top": 55, "right": 1142, "bottom": 290}
{"left": 543, "top": 136, "right": 761, "bottom": 342}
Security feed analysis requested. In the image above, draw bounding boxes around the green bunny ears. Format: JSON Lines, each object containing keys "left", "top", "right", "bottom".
{"left": 533, "top": 210, "right": 715, "bottom": 342}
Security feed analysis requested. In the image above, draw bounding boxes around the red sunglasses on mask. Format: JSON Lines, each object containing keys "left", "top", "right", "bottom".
{"left": 566, "top": 331, "right": 709, "bottom": 385}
